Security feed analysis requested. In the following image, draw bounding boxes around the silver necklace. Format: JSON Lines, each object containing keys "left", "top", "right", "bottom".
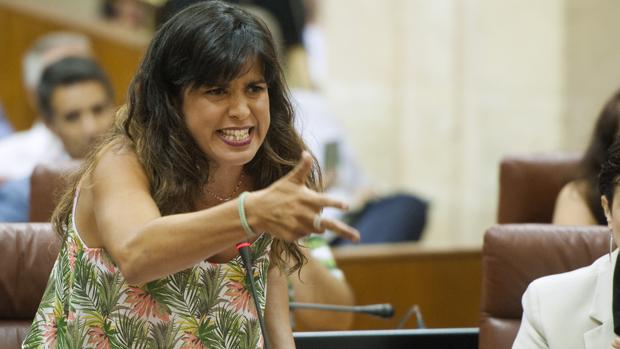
{"left": 204, "top": 174, "right": 244, "bottom": 202}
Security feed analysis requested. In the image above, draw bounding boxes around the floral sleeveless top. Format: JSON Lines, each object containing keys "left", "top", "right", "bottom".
{"left": 23, "top": 194, "right": 272, "bottom": 349}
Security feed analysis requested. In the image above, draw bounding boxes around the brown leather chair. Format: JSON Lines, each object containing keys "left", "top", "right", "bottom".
{"left": 0, "top": 223, "right": 60, "bottom": 349}
{"left": 29, "top": 161, "right": 80, "bottom": 222}
{"left": 497, "top": 153, "right": 581, "bottom": 223}
{"left": 479, "top": 224, "right": 609, "bottom": 349}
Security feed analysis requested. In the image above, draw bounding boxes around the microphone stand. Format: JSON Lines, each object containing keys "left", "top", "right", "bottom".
{"left": 237, "top": 242, "right": 271, "bottom": 349}
{"left": 290, "top": 302, "right": 395, "bottom": 319}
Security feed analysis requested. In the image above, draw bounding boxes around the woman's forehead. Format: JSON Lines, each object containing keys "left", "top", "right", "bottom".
{"left": 228, "top": 57, "right": 265, "bottom": 79}
{"left": 238, "top": 59, "right": 265, "bottom": 78}
{"left": 201, "top": 57, "right": 265, "bottom": 86}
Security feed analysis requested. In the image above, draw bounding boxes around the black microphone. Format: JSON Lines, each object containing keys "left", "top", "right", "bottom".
{"left": 236, "top": 242, "right": 271, "bottom": 349}
{"left": 289, "top": 302, "right": 395, "bottom": 318}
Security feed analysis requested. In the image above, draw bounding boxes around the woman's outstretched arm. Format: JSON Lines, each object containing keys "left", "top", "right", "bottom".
{"left": 79, "top": 149, "right": 358, "bottom": 284}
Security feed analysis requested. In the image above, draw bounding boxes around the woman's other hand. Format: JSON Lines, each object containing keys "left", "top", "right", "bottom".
{"left": 246, "top": 151, "right": 360, "bottom": 242}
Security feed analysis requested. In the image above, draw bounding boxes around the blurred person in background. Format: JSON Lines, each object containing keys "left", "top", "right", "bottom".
{"left": 100, "top": 0, "right": 162, "bottom": 30}
{"left": 0, "top": 57, "right": 115, "bottom": 222}
{"left": 0, "top": 32, "right": 92, "bottom": 182}
{"left": 553, "top": 88, "right": 620, "bottom": 226}
{"left": 284, "top": 0, "right": 428, "bottom": 247}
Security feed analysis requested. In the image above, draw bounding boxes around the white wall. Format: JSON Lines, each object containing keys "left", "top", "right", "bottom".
{"left": 320, "top": 0, "right": 620, "bottom": 244}
{"left": 563, "top": 0, "right": 620, "bottom": 150}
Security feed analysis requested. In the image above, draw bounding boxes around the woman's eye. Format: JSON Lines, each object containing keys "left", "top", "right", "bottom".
{"left": 248, "top": 85, "right": 266, "bottom": 94}
{"left": 205, "top": 88, "right": 226, "bottom": 96}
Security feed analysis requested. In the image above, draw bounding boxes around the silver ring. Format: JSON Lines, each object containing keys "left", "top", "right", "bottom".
{"left": 313, "top": 214, "right": 322, "bottom": 232}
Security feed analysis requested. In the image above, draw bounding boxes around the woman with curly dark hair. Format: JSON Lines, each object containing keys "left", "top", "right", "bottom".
{"left": 23, "top": 2, "right": 358, "bottom": 348}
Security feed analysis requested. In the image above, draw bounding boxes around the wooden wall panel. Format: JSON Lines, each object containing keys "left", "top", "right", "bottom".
{"left": 1, "top": 8, "right": 62, "bottom": 130}
{"left": 334, "top": 243, "right": 481, "bottom": 330}
{"left": 91, "top": 39, "right": 144, "bottom": 104}
{"left": 0, "top": 7, "right": 10, "bottom": 126}
{"left": 0, "top": 0, "right": 148, "bottom": 130}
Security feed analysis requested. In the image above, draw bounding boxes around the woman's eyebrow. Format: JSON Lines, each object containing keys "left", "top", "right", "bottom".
{"left": 248, "top": 78, "right": 267, "bottom": 84}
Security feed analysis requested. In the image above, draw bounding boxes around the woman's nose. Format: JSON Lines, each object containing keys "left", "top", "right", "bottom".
{"left": 228, "top": 93, "right": 250, "bottom": 120}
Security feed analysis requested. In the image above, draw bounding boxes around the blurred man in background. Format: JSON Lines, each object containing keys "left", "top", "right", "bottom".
{"left": 0, "top": 57, "right": 115, "bottom": 222}
{"left": 0, "top": 32, "right": 92, "bottom": 182}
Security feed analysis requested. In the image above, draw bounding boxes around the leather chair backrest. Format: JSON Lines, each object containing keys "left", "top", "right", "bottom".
{"left": 0, "top": 223, "right": 59, "bottom": 348}
{"left": 29, "top": 161, "right": 80, "bottom": 222}
{"left": 479, "top": 224, "right": 609, "bottom": 349}
{"left": 497, "top": 154, "right": 581, "bottom": 223}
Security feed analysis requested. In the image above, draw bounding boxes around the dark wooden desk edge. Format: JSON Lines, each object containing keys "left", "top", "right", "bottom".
{"left": 333, "top": 242, "right": 481, "bottom": 260}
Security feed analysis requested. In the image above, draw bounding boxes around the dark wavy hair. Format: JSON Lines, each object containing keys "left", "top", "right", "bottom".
{"left": 579, "top": 88, "right": 620, "bottom": 224}
{"left": 599, "top": 138, "right": 620, "bottom": 208}
{"left": 53, "top": 1, "right": 317, "bottom": 273}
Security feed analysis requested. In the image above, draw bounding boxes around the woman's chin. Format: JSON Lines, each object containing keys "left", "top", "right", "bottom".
{"left": 212, "top": 151, "right": 258, "bottom": 167}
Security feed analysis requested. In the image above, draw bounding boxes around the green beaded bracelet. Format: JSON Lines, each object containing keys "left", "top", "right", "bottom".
{"left": 238, "top": 191, "right": 258, "bottom": 239}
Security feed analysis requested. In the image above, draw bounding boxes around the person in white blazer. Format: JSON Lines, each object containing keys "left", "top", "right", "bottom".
{"left": 513, "top": 139, "right": 620, "bottom": 349}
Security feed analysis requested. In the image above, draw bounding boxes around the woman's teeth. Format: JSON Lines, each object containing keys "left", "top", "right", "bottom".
{"left": 219, "top": 128, "right": 250, "bottom": 142}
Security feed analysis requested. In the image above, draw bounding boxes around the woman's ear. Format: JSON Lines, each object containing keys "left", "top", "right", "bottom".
{"left": 602, "top": 195, "right": 612, "bottom": 226}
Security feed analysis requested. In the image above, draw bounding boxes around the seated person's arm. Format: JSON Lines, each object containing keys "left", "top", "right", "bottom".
{"left": 552, "top": 180, "right": 598, "bottom": 225}
{"left": 289, "top": 236, "right": 355, "bottom": 331}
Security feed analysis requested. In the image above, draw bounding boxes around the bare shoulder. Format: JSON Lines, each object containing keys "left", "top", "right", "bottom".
{"left": 555, "top": 180, "right": 591, "bottom": 208}
{"left": 84, "top": 138, "right": 155, "bottom": 215}
{"left": 89, "top": 139, "right": 147, "bottom": 186}
{"left": 552, "top": 179, "right": 597, "bottom": 225}
{"left": 560, "top": 179, "right": 587, "bottom": 197}
{"left": 77, "top": 137, "right": 159, "bottom": 247}
{"left": 75, "top": 139, "right": 145, "bottom": 246}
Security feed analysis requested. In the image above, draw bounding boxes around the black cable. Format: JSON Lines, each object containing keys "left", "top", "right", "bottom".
{"left": 237, "top": 244, "right": 271, "bottom": 349}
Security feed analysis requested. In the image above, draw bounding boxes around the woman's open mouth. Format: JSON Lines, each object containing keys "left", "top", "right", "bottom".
{"left": 217, "top": 127, "right": 254, "bottom": 146}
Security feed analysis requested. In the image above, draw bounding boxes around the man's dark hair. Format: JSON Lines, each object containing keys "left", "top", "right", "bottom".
{"left": 598, "top": 137, "right": 620, "bottom": 206}
{"left": 37, "top": 56, "right": 113, "bottom": 122}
